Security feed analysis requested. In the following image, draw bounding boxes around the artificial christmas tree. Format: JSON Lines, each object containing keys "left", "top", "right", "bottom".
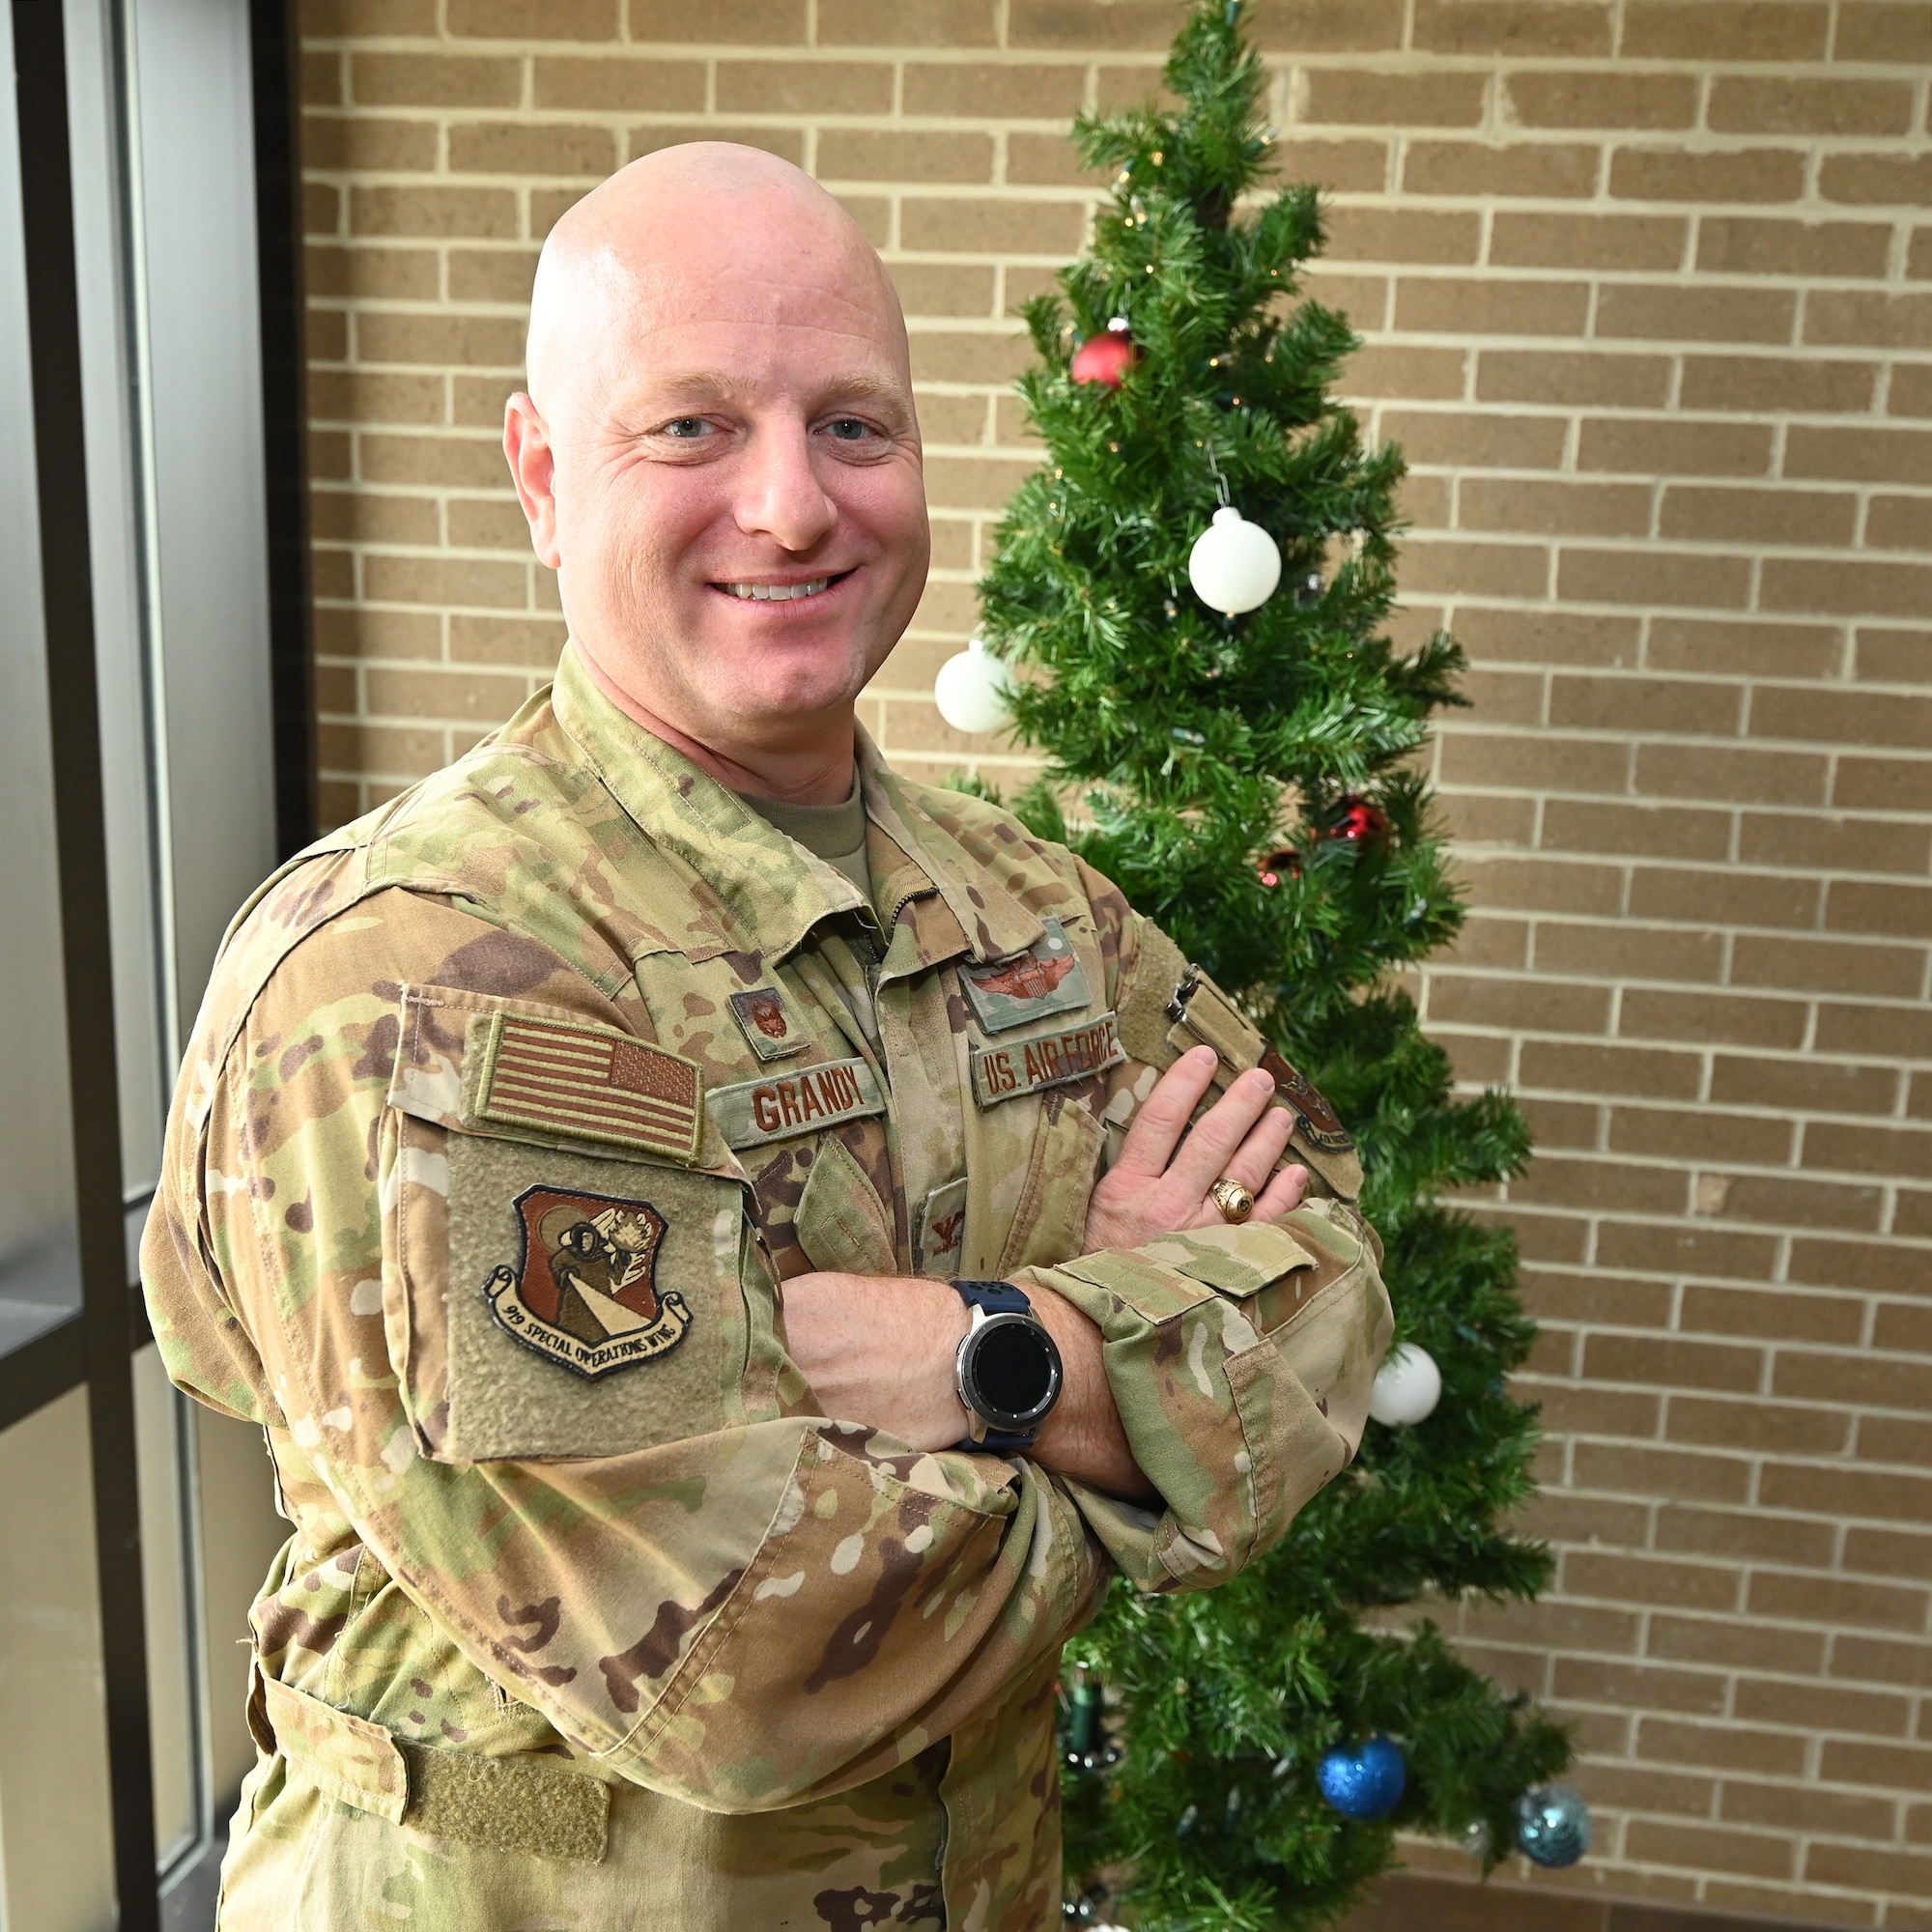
{"left": 970, "top": 4, "right": 1575, "bottom": 1924}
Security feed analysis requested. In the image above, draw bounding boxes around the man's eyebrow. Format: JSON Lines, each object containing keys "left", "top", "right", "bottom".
{"left": 639, "top": 370, "right": 912, "bottom": 412}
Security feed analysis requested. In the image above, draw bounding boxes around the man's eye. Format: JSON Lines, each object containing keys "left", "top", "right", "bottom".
{"left": 823, "top": 418, "right": 875, "bottom": 442}
{"left": 662, "top": 417, "right": 712, "bottom": 439}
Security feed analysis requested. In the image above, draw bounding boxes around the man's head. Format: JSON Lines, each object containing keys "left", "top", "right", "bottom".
{"left": 505, "top": 145, "right": 927, "bottom": 791}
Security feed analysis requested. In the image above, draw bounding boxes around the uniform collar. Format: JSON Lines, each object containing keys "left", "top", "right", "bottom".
{"left": 857, "top": 735, "right": 1043, "bottom": 967}
{"left": 550, "top": 643, "right": 1040, "bottom": 970}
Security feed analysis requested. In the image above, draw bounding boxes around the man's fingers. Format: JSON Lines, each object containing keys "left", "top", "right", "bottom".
{"left": 1213, "top": 1102, "right": 1296, "bottom": 1198}
{"left": 1166, "top": 1065, "right": 1278, "bottom": 1196}
{"left": 1250, "top": 1161, "right": 1310, "bottom": 1224}
{"left": 1111, "top": 1046, "right": 1221, "bottom": 1178}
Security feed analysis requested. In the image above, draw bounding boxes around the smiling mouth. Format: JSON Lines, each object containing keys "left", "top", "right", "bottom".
{"left": 714, "top": 570, "right": 853, "bottom": 603}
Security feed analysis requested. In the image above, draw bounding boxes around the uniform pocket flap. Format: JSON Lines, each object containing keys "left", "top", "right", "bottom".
{"left": 386, "top": 984, "right": 707, "bottom": 1169}
{"left": 261, "top": 1676, "right": 408, "bottom": 1825}
{"left": 1138, "top": 1222, "right": 1318, "bottom": 1297}
{"left": 1045, "top": 1223, "right": 1315, "bottom": 1331}
{"left": 1046, "top": 1247, "right": 1218, "bottom": 1325}
{"left": 1051, "top": 1229, "right": 1321, "bottom": 1321}
{"left": 793, "top": 1136, "right": 896, "bottom": 1277}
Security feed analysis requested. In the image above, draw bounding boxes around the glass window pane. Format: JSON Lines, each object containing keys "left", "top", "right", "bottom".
{"left": 0, "top": 0, "right": 81, "bottom": 1354}
{"left": 0, "top": 1388, "right": 117, "bottom": 1930}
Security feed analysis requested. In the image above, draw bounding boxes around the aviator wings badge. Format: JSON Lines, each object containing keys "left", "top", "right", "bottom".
{"left": 958, "top": 916, "right": 1093, "bottom": 1035}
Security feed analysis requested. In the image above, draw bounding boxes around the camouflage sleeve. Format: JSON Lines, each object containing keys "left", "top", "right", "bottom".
{"left": 1015, "top": 871, "right": 1393, "bottom": 1591}
{"left": 144, "top": 886, "right": 1111, "bottom": 1817}
{"left": 1017, "top": 1207, "right": 1389, "bottom": 1591}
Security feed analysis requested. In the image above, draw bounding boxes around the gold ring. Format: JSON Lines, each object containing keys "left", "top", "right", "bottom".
{"left": 1210, "top": 1179, "right": 1255, "bottom": 1225}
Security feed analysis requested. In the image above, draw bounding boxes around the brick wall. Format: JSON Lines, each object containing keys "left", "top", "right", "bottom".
{"left": 298, "top": 1, "right": 1932, "bottom": 1921}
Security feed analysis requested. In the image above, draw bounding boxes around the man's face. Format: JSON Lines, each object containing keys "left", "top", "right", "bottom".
{"left": 522, "top": 229, "right": 928, "bottom": 753}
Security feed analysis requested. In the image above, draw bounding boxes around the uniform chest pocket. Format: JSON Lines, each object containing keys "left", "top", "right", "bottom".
{"left": 996, "top": 1094, "right": 1103, "bottom": 1278}
{"left": 792, "top": 1135, "right": 896, "bottom": 1277}
{"left": 384, "top": 986, "right": 771, "bottom": 1464}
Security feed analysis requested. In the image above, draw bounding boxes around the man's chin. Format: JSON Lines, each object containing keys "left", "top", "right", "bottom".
{"left": 691, "top": 627, "right": 885, "bottom": 728}
{"left": 713, "top": 680, "right": 868, "bottom": 741}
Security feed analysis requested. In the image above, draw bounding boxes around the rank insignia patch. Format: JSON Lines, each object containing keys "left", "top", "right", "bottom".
{"left": 1259, "top": 1047, "right": 1355, "bottom": 1154}
{"left": 728, "top": 985, "right": 809, "bottom": 1061}
{"left": 483, "top": 1184, "right": 691, "bottom": 1378}
{"left": 971, "top": 1011, "right": 1125, "bottom": 1105}
{"left": 959, "top": 916, "right": 1093, "bottom": 1035}
{"left": 918, "top": 1176, "right": 969, "bottom": 1275}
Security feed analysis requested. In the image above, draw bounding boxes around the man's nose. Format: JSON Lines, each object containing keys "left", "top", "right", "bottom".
{"left": 734, "top": 418, "right": 838, "bottom": 554}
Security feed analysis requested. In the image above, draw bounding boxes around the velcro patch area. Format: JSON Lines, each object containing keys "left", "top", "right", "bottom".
{"left": 709, "top": 1055, "right": 887, "bottom": 1151}
{"left": 470, "top": 1012, "right": 702, "bottom": 1164}
{"left": 972, "top": 1012, "right": 1124, "bottom": 1105}
{"left": 402, "top": 1740, "right": 610, "bottom": 1863}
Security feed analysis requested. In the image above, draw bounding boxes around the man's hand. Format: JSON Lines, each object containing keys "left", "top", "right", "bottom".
{"left": 1083, "top": 1044, "right": 1310, "bottom": 1253}
{"left": 781, "top": 1272, "right": 1155, "bottom": 1501}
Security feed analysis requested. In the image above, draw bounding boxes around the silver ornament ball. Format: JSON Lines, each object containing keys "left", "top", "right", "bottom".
{"left": 1517, "top": 1784, "right": 1592, "bottom": 1868}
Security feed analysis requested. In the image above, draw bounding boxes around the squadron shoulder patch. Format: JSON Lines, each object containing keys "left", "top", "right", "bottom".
{"left": 1259, "top": 1046, "right": 1355, "bottom": 1155}
{"left": 483, "top": 1185, "right": 692, "bottom": 1379}
{"left": 1162, "top": 967, "right": 1356, "bottom": 1157}
{"left": 727, "top": 984, "right": 810, "bottom": 1061}
{"left": 959, "top": 916, "right": 1093, "bottom": 1035}
{"left": 972, "top": 1012, "right": 1125, "bottom": 1105}
{"left": 471, "top": 1012, "right": 702, "bottom": 1164}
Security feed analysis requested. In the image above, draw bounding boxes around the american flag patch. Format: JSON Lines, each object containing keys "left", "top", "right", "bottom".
{"left": 472, "top": 1013, "right": 702, "bottom": 1163}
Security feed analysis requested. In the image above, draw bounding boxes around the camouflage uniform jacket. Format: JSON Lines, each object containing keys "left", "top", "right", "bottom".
{"left": 143, "top": 643, "right": 1392, "bottom": 1932}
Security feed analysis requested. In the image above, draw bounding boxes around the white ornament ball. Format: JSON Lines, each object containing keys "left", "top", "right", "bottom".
{"left": 934, "top": 637, "right": 1017, "bottom": 735}
{"left": 1187, "top": 505, "right": 1282, "bottom": 616}
{"left": 1369, "top": 1343, "right": 1442, "bottom": 1427}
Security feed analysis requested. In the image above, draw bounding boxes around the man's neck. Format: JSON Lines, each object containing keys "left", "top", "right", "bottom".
{"left": 573, "top": 643, "right": 859, "bottom": 806}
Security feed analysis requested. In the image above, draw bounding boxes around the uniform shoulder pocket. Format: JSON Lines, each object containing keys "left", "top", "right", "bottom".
{"left": 384, "top": 984, "right": 773, "bottom": 1463}
{"left": 1114, "top": 919, "right": 1365, "bottom": 1204}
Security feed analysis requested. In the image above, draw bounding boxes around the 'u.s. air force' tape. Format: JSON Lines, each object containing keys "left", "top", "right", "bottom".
{"left": 709, "top": 1055, "right": 887, "bottom": 1151}
{"left": 971, "top": 1012, "right": 1125, "bottom": 1106}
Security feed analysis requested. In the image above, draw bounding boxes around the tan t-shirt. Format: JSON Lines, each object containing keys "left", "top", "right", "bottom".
{"left": 737, "top": 772, "right": 870, "bottom": 900}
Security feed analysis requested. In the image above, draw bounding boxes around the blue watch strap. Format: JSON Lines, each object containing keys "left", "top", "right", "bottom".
{"left": 951, "top": 1277, "right": 1032, "bottom": 1318}
{"left": 972, "top": 1425, "right": 1043, "bottom": 1454}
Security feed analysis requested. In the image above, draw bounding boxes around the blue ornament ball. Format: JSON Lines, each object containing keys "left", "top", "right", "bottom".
{"left": 1517, "top": 1784, "right": 1592, "bottom": 1867}
{"left": 1317, "top": 1736, "right": 1406, "bottom": 1820}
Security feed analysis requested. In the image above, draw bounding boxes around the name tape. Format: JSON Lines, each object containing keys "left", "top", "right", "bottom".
{"left": 709, "top": 1055, "right": 887, "bottom": 1151}
{"left": 971, "top": 1012, "right": 1125, "bottom": 1106}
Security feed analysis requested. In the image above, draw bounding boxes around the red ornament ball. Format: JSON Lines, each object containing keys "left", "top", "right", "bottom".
{"left": 1071, "top": 328, "right": 1136, "bottom": 389}
{"left": 1259, "top": 848, "right": 1302, "bottom": 889}
{"left": 1329, "top": 798, "right": 1390, "bottom": 844}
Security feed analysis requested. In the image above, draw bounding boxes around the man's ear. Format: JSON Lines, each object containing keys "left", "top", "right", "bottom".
{"left": 503, "top": 392, "right": 562, "bottom": 569}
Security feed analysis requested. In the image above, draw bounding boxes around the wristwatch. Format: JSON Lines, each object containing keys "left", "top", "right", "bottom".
{"left": 949, "top": 1278, "right": 1065, "bottom": 1453}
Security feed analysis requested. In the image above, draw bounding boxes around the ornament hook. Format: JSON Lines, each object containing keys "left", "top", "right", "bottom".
{"left": 1205, "top": 442, "right": 1231, "bottom": 509}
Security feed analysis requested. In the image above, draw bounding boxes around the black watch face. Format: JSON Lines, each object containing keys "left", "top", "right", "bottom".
{"left": 966, "top": 1314, "right": 1062, "bottom": 1429}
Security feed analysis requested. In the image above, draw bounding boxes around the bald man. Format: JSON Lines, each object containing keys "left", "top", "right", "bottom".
{"left": 144, "top": 145, "right": 1389, "bottom": 1931}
